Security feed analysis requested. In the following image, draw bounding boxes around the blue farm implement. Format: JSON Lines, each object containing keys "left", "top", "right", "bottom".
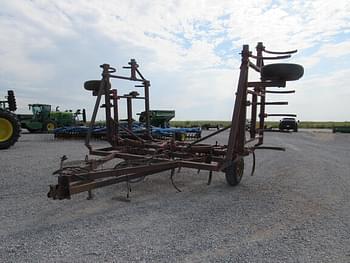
{"left": 54, "top": 123, "right": 201, "bottom": 141}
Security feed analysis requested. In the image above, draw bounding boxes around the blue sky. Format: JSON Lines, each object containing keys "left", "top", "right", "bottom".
{"left": 1, "top": 0, "right": 350, "bottom": 121}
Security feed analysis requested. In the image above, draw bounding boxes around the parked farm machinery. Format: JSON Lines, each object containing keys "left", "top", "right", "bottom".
{"left": 54, "top": 109, "right": 201, "bottom": 140}
{"left": 138, "top": 110, "right": 175, "bottom": 128}
{"left": 18, "top": 104, "right": 86, "bottom": 132}
{"left": 54, "top": 123, "right": 201, "bottom": 140}
{"left": 48, "top": 42, "right": 303, "bottom": 200}
{"left": 0, "top": 90, "right": 21, "bottom": 149}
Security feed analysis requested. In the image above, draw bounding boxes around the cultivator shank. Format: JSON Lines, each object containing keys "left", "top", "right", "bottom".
{"left": 48, "top": 42, "right": 303, "bottom": 200}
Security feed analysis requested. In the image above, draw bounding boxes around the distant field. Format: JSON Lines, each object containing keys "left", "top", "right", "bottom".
{"left": 170, "top": 120, "right": 350, "bottom": 129}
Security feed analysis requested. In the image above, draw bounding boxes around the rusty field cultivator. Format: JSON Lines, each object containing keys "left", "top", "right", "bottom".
{"left": 48, "top": 42, "right": 303, "bottom": 200}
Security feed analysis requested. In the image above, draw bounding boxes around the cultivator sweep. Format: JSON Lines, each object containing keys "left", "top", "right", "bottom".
{"left": 48, "top": 42, "right": 303, "bottom": 200}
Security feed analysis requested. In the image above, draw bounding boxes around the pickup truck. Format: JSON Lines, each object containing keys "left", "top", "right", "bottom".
{"left": 279, "top": 118, "right": 298, "bottom": 132}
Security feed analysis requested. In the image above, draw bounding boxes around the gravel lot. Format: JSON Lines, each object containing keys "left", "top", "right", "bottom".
{"left": 0, "top": 130, "right": 349, "bottom": 262}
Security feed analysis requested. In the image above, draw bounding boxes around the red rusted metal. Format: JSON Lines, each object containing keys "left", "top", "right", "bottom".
{"left": 48, "top": 42, "right": 303, "bottom": 200}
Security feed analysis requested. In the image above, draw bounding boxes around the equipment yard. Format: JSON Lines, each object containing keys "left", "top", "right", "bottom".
{"left": 0, "top": 130, "right": 349, "bottom": 262}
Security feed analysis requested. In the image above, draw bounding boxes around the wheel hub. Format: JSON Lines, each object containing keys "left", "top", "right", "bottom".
{"left": 0, "top": 117, "right": 13, "bottom": 142}
{"left": 47, "top": 123, "right": 55, "bottom": 131}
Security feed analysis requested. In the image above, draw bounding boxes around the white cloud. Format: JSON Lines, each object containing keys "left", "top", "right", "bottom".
{"left": 295, "top": 40, "right": 350, "bottom": 69}
{"left": 0, "top": 0, "right": 350, "bottom": 121}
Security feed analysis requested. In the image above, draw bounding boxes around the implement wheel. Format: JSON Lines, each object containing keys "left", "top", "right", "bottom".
{"left": 261, "top": 63, "right": 304, "bottom": 81}
{"left": 0, "top": 110, "right": 21, "bottom": 149}
{"left": 225, "top": 158, "right": 244, "bottom": 186}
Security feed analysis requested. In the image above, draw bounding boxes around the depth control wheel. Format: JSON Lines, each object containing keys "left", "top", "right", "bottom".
{"left": 224, "top": 158, "right": 244, "bottom": 186}
{"left": 261, "top": 63, "right": 304, "bottom": 81}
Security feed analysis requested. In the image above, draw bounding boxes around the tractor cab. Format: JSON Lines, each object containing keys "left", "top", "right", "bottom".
{"left": 29, "top": 104, "right": 51, "bottom": 121}
{"left": 17, "top": 104, "right": 56, "bottom": 132}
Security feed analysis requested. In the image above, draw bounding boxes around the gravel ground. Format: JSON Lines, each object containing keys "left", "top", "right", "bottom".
{"left": 0, "top": 130, "right": 349, "bottom": 262}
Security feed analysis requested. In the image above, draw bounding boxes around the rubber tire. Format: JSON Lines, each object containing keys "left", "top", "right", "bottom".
{"left": 44, "top": 121, "right": 57, "bottom": 132}
{"left": 84, "top": 80, "right": 102, "bottom": 91}
{"left": 225, "top": 158, "right": 244, "bottom": 186}
{"left": 0, "top": 110, "right": 21, "bottom": 149}
{"left": 261, "top": 63, "right": 304, "bottom": 81}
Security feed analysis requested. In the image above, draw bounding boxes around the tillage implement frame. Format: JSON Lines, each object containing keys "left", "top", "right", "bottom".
{"left": 48, "top": 42, "right": 304, "bottom": 200}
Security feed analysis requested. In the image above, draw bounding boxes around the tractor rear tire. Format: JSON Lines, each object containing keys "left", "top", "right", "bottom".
{"left": 225, "top": 158, "right": 244, "bottom": 186}
{"left": 0, "top": 110, "right": 21, "bottom": 149}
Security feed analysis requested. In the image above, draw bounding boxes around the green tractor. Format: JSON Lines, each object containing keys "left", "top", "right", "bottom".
{"left": 138, "top": 110, "right": 175, "bottom": 128}
{"left": 0, "top": 90, "right": 21, "bottom": 149}
{"left": 18, "top": 104, "right": 86, "bottom": 133}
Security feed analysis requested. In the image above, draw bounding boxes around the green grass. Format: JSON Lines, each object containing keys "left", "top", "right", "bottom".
{"left": 170, "top": 120, "right": 231, "bottom": 128}
{"left": 170, "top": 120, "right": 350, "bottom": 129}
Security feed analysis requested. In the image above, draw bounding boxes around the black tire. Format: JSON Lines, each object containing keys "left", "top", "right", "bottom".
{"left": 84, "top": 80, "right": 101, "bottom": 91}
{"left": 225, "top": 158, "right": 244, "bottom": 186}
{"left": 82, "top": 109, "right": 87, "bottom": 123}
{"left": 84, "top": 80, "right": 104, "bottom": 96}
{"left": 261, "top": 63, "right": 304, "bottom": 81}
{"left": 0, "top": 110, "right": 21, "bottom": 149}
{"left": 279, "top": 124, "right": 283, "bottom": 131}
